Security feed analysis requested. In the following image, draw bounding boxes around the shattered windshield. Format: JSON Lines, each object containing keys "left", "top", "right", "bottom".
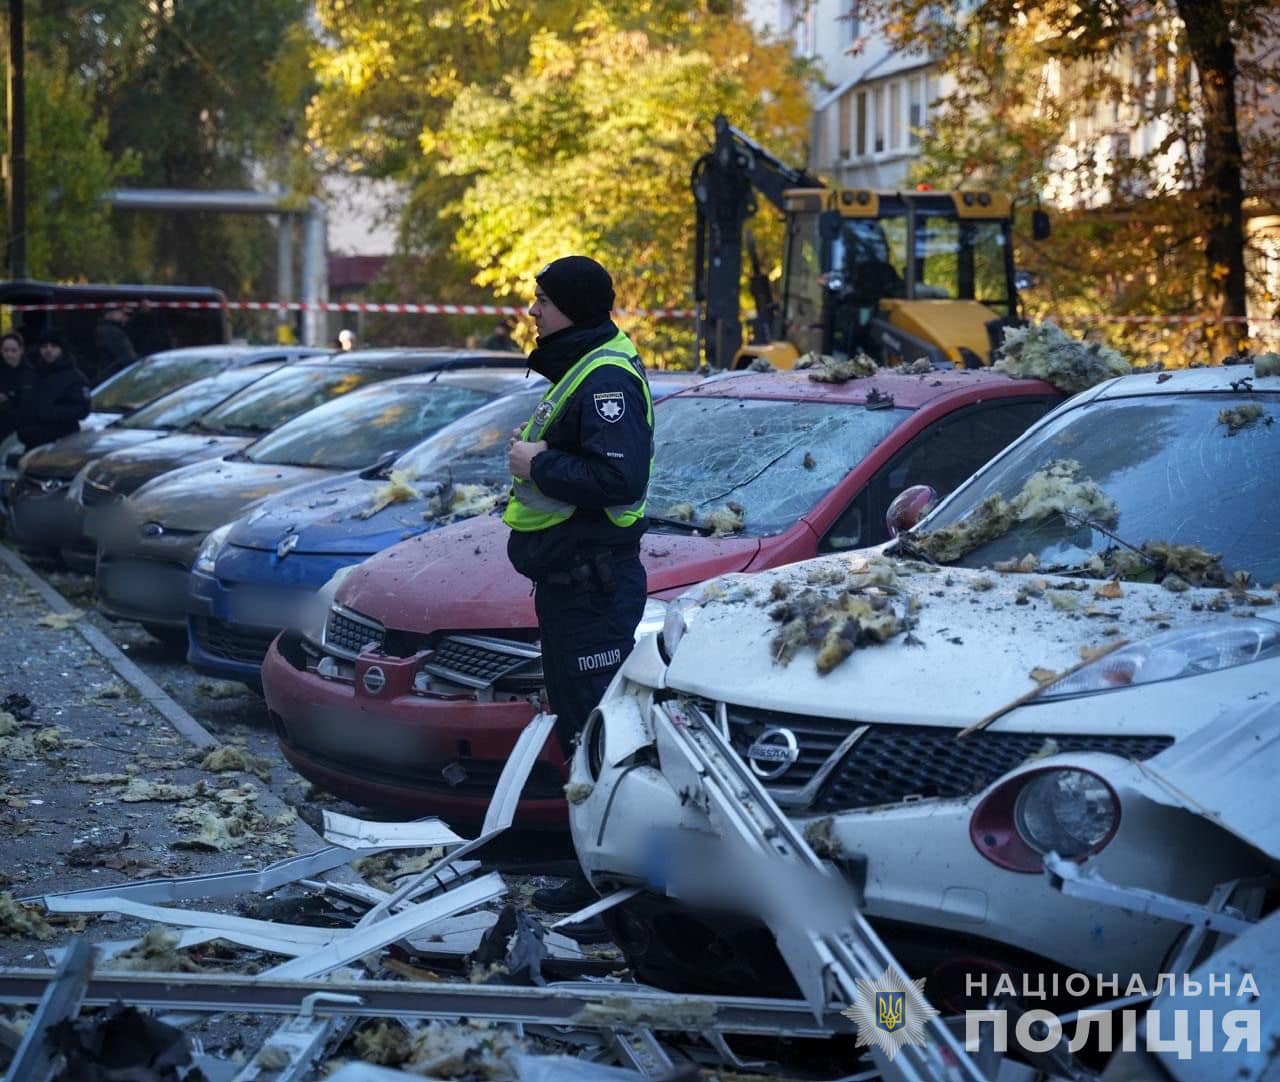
{"left": 917, "top": 393, "right": 1280, "bottom": 583}
{"left": 116, "top": 366, "right": 280, "bottom": 430}
{"left": 647, "top": 397, "right": 907, "bottom": 537}
{"left": 94, "top": 353, "right": 227, "bottom": 412}
{"left": 198, "top": 366, "right": 383, "bottom": 435}
{"left": 245, "top": 382, "right": 493, "bottom": 469}
{"left": 394, "top": 388, "right": 545, "bottom": 485}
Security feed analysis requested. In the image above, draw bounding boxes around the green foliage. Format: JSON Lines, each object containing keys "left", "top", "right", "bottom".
{"left": 436, "top": 12, "right": 811, "bottom": 366}
{"left": 0, "top": 58, "right": 137, "bottom": 279}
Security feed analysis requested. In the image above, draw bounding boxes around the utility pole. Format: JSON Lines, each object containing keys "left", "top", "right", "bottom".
{"left": 5, "top": 0, "right": 26, "bottom": 279}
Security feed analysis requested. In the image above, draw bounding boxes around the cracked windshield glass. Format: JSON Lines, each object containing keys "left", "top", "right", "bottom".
{"left": 244, "top": 382, "right": 493, "bottom": 469}
{"left": 646, "top": 397, "right": 906, "bottom": 536}
{"left": 395, "top": 389, "right": 545, "bottom": 483}
{"left": 115, "top": 366, "right": 278, "bottom": 430}
{"left": 917, "top": 393, "right": 1280, "bottom": 582}
{"left": 196, "top": 367, "right": 382, "bottom": 436}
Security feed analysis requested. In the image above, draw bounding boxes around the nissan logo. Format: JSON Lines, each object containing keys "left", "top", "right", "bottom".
{"left": 361, "top": 665, "right": 387, "bottom": 695}
{"left": 746, "top": 727, "right": 800, "bottom": 780}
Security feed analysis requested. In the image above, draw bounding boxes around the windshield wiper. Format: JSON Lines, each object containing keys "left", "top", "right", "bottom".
{"left": 219, "top": 422, "right": 272, "bottom": 436}
{"left": 886, "top": 534, "right": 937, "bottom": 565}
{"left": 1057, "top": 509, "right": 1155, "bottom": 567}
{"left": 647, "top": 514, "right": 712, "bottom": 535}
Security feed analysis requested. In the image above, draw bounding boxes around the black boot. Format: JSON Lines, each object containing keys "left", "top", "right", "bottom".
{"left": 531, "top": 871, "right": 598, "bottom": 914}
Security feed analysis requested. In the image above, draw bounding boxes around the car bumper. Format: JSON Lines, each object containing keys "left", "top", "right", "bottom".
{"left": 186, "top": 549, "right": 361, "bottom": 685}
{"left": 262, "top": 631, "right": 569, "bottom": 828}
{"left": 96, "top": 533, "right": 205, "bottom": 627}
{"left": 7, "top": 487, "right": 83, "bottom": 555}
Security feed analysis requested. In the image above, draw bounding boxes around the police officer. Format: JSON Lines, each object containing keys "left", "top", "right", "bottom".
{"left": 506, "top": 256, "right": 652, "bottom": 913}
{"left": 15, "top": 330, "right": 92, "bottom": 449}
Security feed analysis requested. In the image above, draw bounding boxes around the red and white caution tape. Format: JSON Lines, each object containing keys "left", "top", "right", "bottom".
{"left": 5, "top": 298, "right": 1276, "bottom": 325}
{"left": 3, "top": 299, "right": 699, "bottom": 319}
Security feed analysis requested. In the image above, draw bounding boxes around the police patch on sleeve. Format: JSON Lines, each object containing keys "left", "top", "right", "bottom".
{"left": 593, "top": 391, "right": 625, "bottom": 423}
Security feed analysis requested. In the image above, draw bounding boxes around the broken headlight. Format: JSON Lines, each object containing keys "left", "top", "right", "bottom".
{"left": 634, "top": 597, "right": 668, "bottom": 643}
{"left": 1038, "top": 619, "right": 1280, "bottom": 699}
{"left": 971, "top": 767, "right": 1119, "bottom": 872}
{"left": 299, "top": 564, "right": 357, "bottom": 645}
{"left": 192, "top": 523, "right": 233, "bottom": 575}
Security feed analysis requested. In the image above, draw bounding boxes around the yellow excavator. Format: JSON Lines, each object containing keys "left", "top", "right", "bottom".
{"left": 692, "top": 116, "right": 1048, "bottom": 370}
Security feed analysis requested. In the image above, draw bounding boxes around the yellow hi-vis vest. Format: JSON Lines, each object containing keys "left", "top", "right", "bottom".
{"left": 503, "top": 330, "right": 653, "bottom": 533}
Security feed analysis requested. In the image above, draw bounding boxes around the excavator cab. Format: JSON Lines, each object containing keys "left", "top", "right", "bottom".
{"left": 775, "top": 189, "right": 1020, "bottom": 370}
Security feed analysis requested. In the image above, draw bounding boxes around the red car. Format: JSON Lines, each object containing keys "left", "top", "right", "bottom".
{"left": 262, "top": 370, "right": 1061, "bottom": 828}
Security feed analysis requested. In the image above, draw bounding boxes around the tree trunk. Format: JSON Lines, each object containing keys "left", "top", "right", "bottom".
{"left": 1176, "top": 0, "right": 1247, "bottom": 334}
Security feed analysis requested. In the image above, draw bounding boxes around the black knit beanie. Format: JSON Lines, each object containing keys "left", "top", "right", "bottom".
{"left": 535, "top": 256, "right": 615, "bottom": 327}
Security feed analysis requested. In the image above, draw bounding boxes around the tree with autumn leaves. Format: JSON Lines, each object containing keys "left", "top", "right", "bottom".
{"left": 856, "top": 0, "right": 1280, "bottom": 360}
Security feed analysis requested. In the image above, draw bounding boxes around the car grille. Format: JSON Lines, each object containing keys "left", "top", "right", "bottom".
{"left": 421, "top": 634, "right": 542, "bottom": 690}
{"left": 724, "top": 706, "right": 854, "bottom": 792}
{"left": 81, "top": 477, "right": 118, "bottom": 508}
{"left": 813, "top": 726, "right": 1174, "bottom": 812}
{"left": 323, "top": 605, "right": 385, "bottom": 658}
{"left": 193, "top": 617, "right": 277, "bottom": 666}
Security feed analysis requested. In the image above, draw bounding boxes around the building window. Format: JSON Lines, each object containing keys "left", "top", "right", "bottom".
{"left": 873, "top": 85, "right": 885, "bottom": 153}
{"left": 856, "top": 90, "right": 867, "bottom": 157}
{"left": 838, "top": 92, "right": 852, "bottom": 159}
{"left": 889, "top": 80, "right": 903, "bottom": 150}
{"left": 908, "top": 75, "right": 925, "bottom": 147}
{"left": 844, "top": 2, "right": 861, "bottom": 46}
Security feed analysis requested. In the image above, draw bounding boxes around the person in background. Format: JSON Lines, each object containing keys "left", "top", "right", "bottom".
{"left": 336, "top": 329, "right": 357, "bottom": 351}
{"left": 482, "top": 315, "right": 522, "bottom": 352}
{"left": 0, "top": 331, "right": 29, "bottom": 443}
{"left": 15, "top": 330, "right": 92, "bottom": 450}
{"left": 94, "top": 304, "right": 137, "bottom": 379}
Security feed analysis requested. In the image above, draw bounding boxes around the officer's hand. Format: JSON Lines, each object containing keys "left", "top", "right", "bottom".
{"left": 509, "top": 439, "right": 548, "bottom": 480}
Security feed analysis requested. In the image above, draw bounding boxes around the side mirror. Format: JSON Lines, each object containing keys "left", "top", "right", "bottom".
{"left": 1031, "top": 209, "right": 1051, "bottom": 241}
{"left": 885, "top": 484, "right": 937, "bottom": 538}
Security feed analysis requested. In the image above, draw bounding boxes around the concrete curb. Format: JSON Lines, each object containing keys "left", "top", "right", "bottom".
{"left": 0, "top": 543, "right": 328, "bottom": 855}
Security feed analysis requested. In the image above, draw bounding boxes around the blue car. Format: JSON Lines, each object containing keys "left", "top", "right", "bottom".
{"left": 186, "top": 372, "right": 698, "bottom": 686}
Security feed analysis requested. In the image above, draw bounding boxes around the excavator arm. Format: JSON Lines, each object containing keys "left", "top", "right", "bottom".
{"left": 692, "top": 115, "right": 823, "bottom": 369}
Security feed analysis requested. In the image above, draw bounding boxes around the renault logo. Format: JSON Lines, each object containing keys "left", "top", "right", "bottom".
{"left": 361, "top": 665, "right": 387, "bottom": 695}
{"left": 746, "top": 727, "right": 800, "bottom": 780}
{"left": 140, "top": 521, "right": 164, "bottom": 538}
{"left": 276, "top": 533, "right": 299, "bottom": 558}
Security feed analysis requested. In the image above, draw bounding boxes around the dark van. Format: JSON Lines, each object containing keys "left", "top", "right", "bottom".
{"left": 0, "top": 280, "right": 230, "bottom": 384}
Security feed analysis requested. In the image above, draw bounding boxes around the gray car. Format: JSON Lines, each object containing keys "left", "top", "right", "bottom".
{"left": 95, "top": 366, "right": 536, "bottom": 643}
{"left": 0, "top": 345, "right": 326, "bottom": 533}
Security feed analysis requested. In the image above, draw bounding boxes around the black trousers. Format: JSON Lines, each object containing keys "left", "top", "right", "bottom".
{"left": 535, "top": 553, "right": 647, "bottom": 757}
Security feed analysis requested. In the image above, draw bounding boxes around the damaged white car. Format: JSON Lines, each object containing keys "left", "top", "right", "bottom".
{"left": 568, "top": 363, "right": 1280, "bottom": 1008}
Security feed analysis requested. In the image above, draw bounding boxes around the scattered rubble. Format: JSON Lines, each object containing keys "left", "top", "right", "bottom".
{"left": 993, "top": 320, "right": 1131, "bottom": 392}
{"left": 0, "top": 893, "right": 55, "bottom": 940}
{"left": 359, "top": 468, "right": 420, "bottom": 518}
{"left": 705, "top": 501, "right": 746, "bottom": 536}
{"left": 767, "top": 556, "right": 912, "bottom": 673}
{"left": 794, "top": 350, "right": 878, "bottom": 383}
{"left": 912, "top": 458, "right": 1117, "bottom": 563}
{"left": 194, "top": 678, "right": 250, "bottom": 700}
{"left": 36, "top": 610, "right": 83, "bottom": 630}
{"left": 201, "top": 744, "right": 274, "bottom": 780}
{"left": 1255, "top": 352, "right": 1280, "bottom": 378}
{"left": 1217, "top": 402, "right": 1270, "bottom": 434}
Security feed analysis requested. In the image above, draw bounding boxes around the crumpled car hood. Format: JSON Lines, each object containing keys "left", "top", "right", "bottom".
{"left": 21, "top": 428, "right": 163, "bottom": 479}
{"left": 665, "top": 554, "right": 1280, "bottom": 726}
{"left": 124, "top": 458, "right": 331, "bottom": 534}
{"left": 228, "top": 472, "right": 443, "bottom": 556}
{"left": 88, "top": 434, "right": 250, "bottom": 496}
{"left": 340, "top": 514, "right": 762, "bottom": 633}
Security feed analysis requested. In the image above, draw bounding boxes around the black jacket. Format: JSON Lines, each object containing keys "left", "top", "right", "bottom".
{"left": 15, "top": 355, "right": 92, "bottom": 449}
{"left": 94, "top": 318, "right": 137, "bottom": 380}
{"left": 508, "top": 320, "right": 653, "bottom": 582}
{"left": 0, "top": 360, "right": 29, "bottom": 443}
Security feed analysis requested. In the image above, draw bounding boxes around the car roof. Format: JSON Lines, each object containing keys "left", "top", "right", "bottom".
{"left": 137, "top": 345, "right": 330, "bottom": 364}
{"left": 1084, "top": 362, "right": 1280, "bottom": 402}
{"left": 672, "top": 368, "right": 1058, "bottom": 408}
{"left": 296, "top": 348, "right": 531, "bottom": 373}
{"left": 349, "top": 369, "right": 541, "bottom": 394}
